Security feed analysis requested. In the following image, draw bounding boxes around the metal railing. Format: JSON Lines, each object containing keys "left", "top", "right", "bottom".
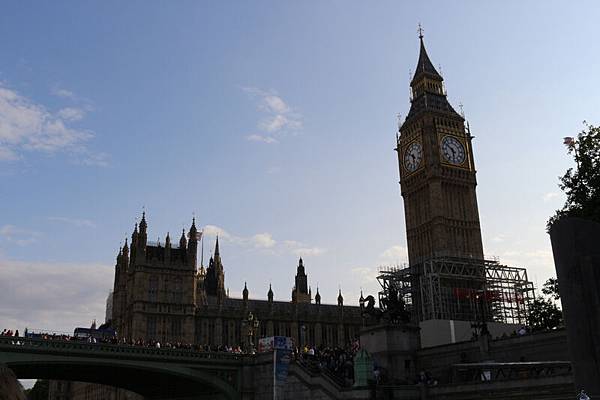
{"left": 451, "top": 361, "right": 572, "bottom": 383}
{"left": 0, "top": 336, "right": 246, "bottom": 362}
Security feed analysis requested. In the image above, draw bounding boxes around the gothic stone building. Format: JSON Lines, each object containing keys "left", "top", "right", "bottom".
{"left": 111, "top": 212, "right": 362, "bottom": 348}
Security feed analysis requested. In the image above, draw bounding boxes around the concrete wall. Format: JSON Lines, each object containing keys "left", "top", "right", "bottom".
{"left": 425, "top": 374, "right": 573, "bottom": 399}
{"left": 419, "top": 319, "right": 521, "bottom": 348}
{"left": 551, "top": 217, "right": 600, "bottom": 397}
{"left": 360, "top": 324, "right": 420, "bottom": 383}
{"left": 247, "top": 353, "right": 371, "bottom": 400}
{"left": 416, "top": 329, "right": 569, "bottom": 383}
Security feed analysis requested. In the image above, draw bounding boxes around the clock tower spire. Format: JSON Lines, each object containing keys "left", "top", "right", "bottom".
{"left": 396, "top": 32, "right": 484, "bottom": 265}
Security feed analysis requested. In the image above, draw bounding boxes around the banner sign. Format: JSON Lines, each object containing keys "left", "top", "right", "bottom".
{"left": 273, "top": 348, "right": 291, "bottom": 399}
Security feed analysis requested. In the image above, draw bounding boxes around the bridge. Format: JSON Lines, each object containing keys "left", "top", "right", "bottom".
{"left": 0, "top": 336, "right": 252, "bottom": 399}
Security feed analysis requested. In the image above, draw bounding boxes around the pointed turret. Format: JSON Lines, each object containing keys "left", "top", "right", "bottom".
{"left": 164, "top": 232, "right": 171, "bottom": 262}
{"left": 214, "top": 236, "right": 220, "bottom": 258}
{"left": 315, "top": 287, "right": 321, "bottom": 305}
{"left": 187, "top": 217, "right": 198, "bottom": 268}
{"left": 292, "top": 257, "right": 310, "bottom": 303}
{"left": 180, "top": 229, "right": 187, "bottom": 250}
{"left": 411, "top": 31, "right": 443, "bottom": 85}
{"left": 204, "top": 236, "right": 226, "bottom": 303}
{"left": 136, "top": 212, "right": 147, "bottom": 262}
{"left": 402, "top": 29, "right": 460, "bottom": 124}
{"left": 359, "top": 289, "right": 364, "bottom": 303}
{"left": 268, "top": 283, "right": 273, "bottom": 303}
{"left": 122, "top": 238, "right": 129, "bottom": 267}
{"left": 338, "top": 289, "right": 344, "bottom": 306}
{"left": 139, "top": 211, "right": 147, "bottom": 234}
{"left": 131, "top": 223, "right": 138, "bottom": 244}
{"left": 130, "top": 223, "right": 138, "bottom": 266}
{"left": 243, "top": 282, "right": 249, "bottom": 302}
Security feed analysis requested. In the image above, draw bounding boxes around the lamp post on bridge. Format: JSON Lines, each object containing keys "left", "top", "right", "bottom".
{"left": 243, "top": 312, "right": 259, "bottom": 354}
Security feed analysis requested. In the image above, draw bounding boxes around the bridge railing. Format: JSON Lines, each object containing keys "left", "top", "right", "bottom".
{"left": 0, "top": 336, "right": 247, "bottom": 362}
{"left": 450, "top": 361, "right": 572, "bottom": 383}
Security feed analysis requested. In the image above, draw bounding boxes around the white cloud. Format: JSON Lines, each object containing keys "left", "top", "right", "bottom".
{"left": 247, "top": 134, "right": 278, "bottom": 144}
{"left": 0, "top": 83, "right": 101, "bottom": 164}
{"left": 291, "top": 247, "right": 326, "bottom": 257}
{"left": 0, "top": 259, "right": 113, "bottom": 333}
{"left": 542, "top": 192, "right": 560, "bottom": 202}
{"left": 380, "top": 245, "right": 409, "bottom": 264}
{"left": 0, "top": 225, "right": 41, "bottom": 246}
{"left": 51, "top": 86, "right": 75, "bottom": 99}
{"left": 57, "top": 107, "right": 85, "bottom": 121}
{"left": 252, "top": 233, "right": 276, "bottom": 248}
{"left": 0, "top": 145, "right": 18, "bottom": 161}
{"left": 263, "top": 94, "right": 289, "bottom": 114}
{"left": 202, "top": 225, "right": 324, "bottom": 257}
{"left": 242, "top": 87, "right": 302, "bottom": 143}
{"left": 351, "top": 266, "right": 379, "bottom": 284}
{"left": 492, "top": 234, "right": 506, "bottom": 243}
{"left": 47, "top": 216, "right": 96, "bottom": 228}
{"left": 78, "top": 151, "right": 110, "bottom": 167}
{"left": 260, "top": 114, "right": 289, "bottom": 133}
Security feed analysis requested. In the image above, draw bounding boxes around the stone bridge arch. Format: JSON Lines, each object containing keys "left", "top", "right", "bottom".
{"left": 0, "top": 338, "right": 242, "bottom": 400}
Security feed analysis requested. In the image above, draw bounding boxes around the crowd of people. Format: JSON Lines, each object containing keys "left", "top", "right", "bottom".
{"left": 3, "top": 328, "right": 392, "bottom": 386}
{"left": 1, "top": 329, "right": 257, "bottom": 355}
{"left": 294, "top": 339, "right": 360, "bottom": 386}
{"left": 0, "top": 329, "right": 19, "bottom": 337}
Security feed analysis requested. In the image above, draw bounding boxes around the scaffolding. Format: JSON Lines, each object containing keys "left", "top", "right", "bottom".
{"left": 377, "top": 257, "right": 535, "bottom": 325}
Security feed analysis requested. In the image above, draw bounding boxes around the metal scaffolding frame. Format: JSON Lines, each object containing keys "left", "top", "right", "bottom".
{"left": 377, "top": 257, "right": 535, "bottom": 325}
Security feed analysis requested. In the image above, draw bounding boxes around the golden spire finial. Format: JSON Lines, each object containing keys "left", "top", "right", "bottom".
{"left": 417, "top": 23, "right": 424, "bottom": 40}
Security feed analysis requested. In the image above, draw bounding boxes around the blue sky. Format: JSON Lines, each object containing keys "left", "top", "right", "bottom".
{"left": 1, "top": 1, "right": 599, "bottom": 335}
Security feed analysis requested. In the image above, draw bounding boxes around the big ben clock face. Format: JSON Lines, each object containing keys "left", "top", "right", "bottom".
{"left": 404, "top": 142, "right": 423, "bottom": 173}
{"left": 441, "top": 136, "right": 466, "bottom": 165}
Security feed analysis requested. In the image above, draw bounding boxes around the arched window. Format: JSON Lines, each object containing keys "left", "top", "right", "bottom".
{"left": 148, "top": 276, "right": 159, "bottom": 302}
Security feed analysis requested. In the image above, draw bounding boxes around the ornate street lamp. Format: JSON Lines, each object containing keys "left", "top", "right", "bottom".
{"left": 244, "top": 311, "right": 260, "bottom": 353}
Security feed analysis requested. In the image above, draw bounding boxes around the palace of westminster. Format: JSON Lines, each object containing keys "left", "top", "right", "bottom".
{"left": 48, "top": 31, "right": 552, "bottom": 399}
{"left": 110, "top": 213, "right": 362, "bottom": 348}
{"left": 107, "top": 30, "right": 529, "bottom": 351}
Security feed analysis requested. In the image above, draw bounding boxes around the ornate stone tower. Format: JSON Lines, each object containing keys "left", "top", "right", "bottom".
{"left": 205, "top": 237, "right": 226, "bottom": 303}
{"left": 396, "top": 32, "right": 484, "bottom": 266}
{"left": 292, "top": 258, "right": 311, "bottom": 303}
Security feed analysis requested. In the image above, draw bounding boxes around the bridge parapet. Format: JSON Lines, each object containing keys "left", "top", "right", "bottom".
{"left": 451, "top": 361, "right": 572, "bottom": 383}
{"left": 0, "top": 337, "right": 246, "bottom": 363}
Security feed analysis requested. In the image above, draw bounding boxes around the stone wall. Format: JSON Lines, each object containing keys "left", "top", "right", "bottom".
{"left": 551, "top": 217, "right": 600, "bottom": 396}
{"left": 0, "top": 365, "right": 25, "bottom": 400}
{"left": 416, "top": 329, "right": 569, "bottom": 383}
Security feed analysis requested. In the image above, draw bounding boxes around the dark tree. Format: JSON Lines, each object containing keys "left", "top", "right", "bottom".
{"left": 548, "top": 122, "right": 600, "bottom": 230}
{"left": 528, "top": 296, "right": 563, "bottom": 331}
{"left": 541, "top": 277, "right": 560, "bottom": 300}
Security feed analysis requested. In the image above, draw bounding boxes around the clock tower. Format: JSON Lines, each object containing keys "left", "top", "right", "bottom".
{"left": 396, "top": 33, "right": 484, "bottom": 265}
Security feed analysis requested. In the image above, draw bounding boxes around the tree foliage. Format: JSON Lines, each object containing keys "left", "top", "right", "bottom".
{"left": 548, "top": 122, "right": 600, "bottom": 230}
{"left": 528, "top": 277, "right": 562, "bottom": 331}
{"left": 528, "top": 296, "right": 563, "bottom": 331}
{"left": 541, "top": 277, "right": 560, "bottom": 300}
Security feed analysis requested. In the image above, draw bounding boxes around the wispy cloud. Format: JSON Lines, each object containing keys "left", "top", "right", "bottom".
{"left": 247, "top": 134, "right": 278, "bottom": 144}
{"left": 380, "top": 245, "right": 409, "bottom": 264}
{"left": 242, "top": 87, "right": 302, "bottom": 144}
{"left": 51, "top": 85, "right": 75, "bottom": 99}
{"left": 0, "top": 225, "right": 41, "bottom": 246}
{"left": 57, "top": 107, "right": 85, "bottom": 122}
{"left": 252, "top": 233, "right": 276, "bottom": 248}
{"left": 201, "top": 225, "right": 324, "bottom": 257}
{"left": 0, "top": 258, "right": 112, "bottom": 333}
{"left": 47, "top": 216, "right": 96, "bottom": 228}
{"left": 0, "top": 83, "right": 105, "bottom": 165}
{"left": 542, "top": 192, "right": 560, "bottom": 202}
